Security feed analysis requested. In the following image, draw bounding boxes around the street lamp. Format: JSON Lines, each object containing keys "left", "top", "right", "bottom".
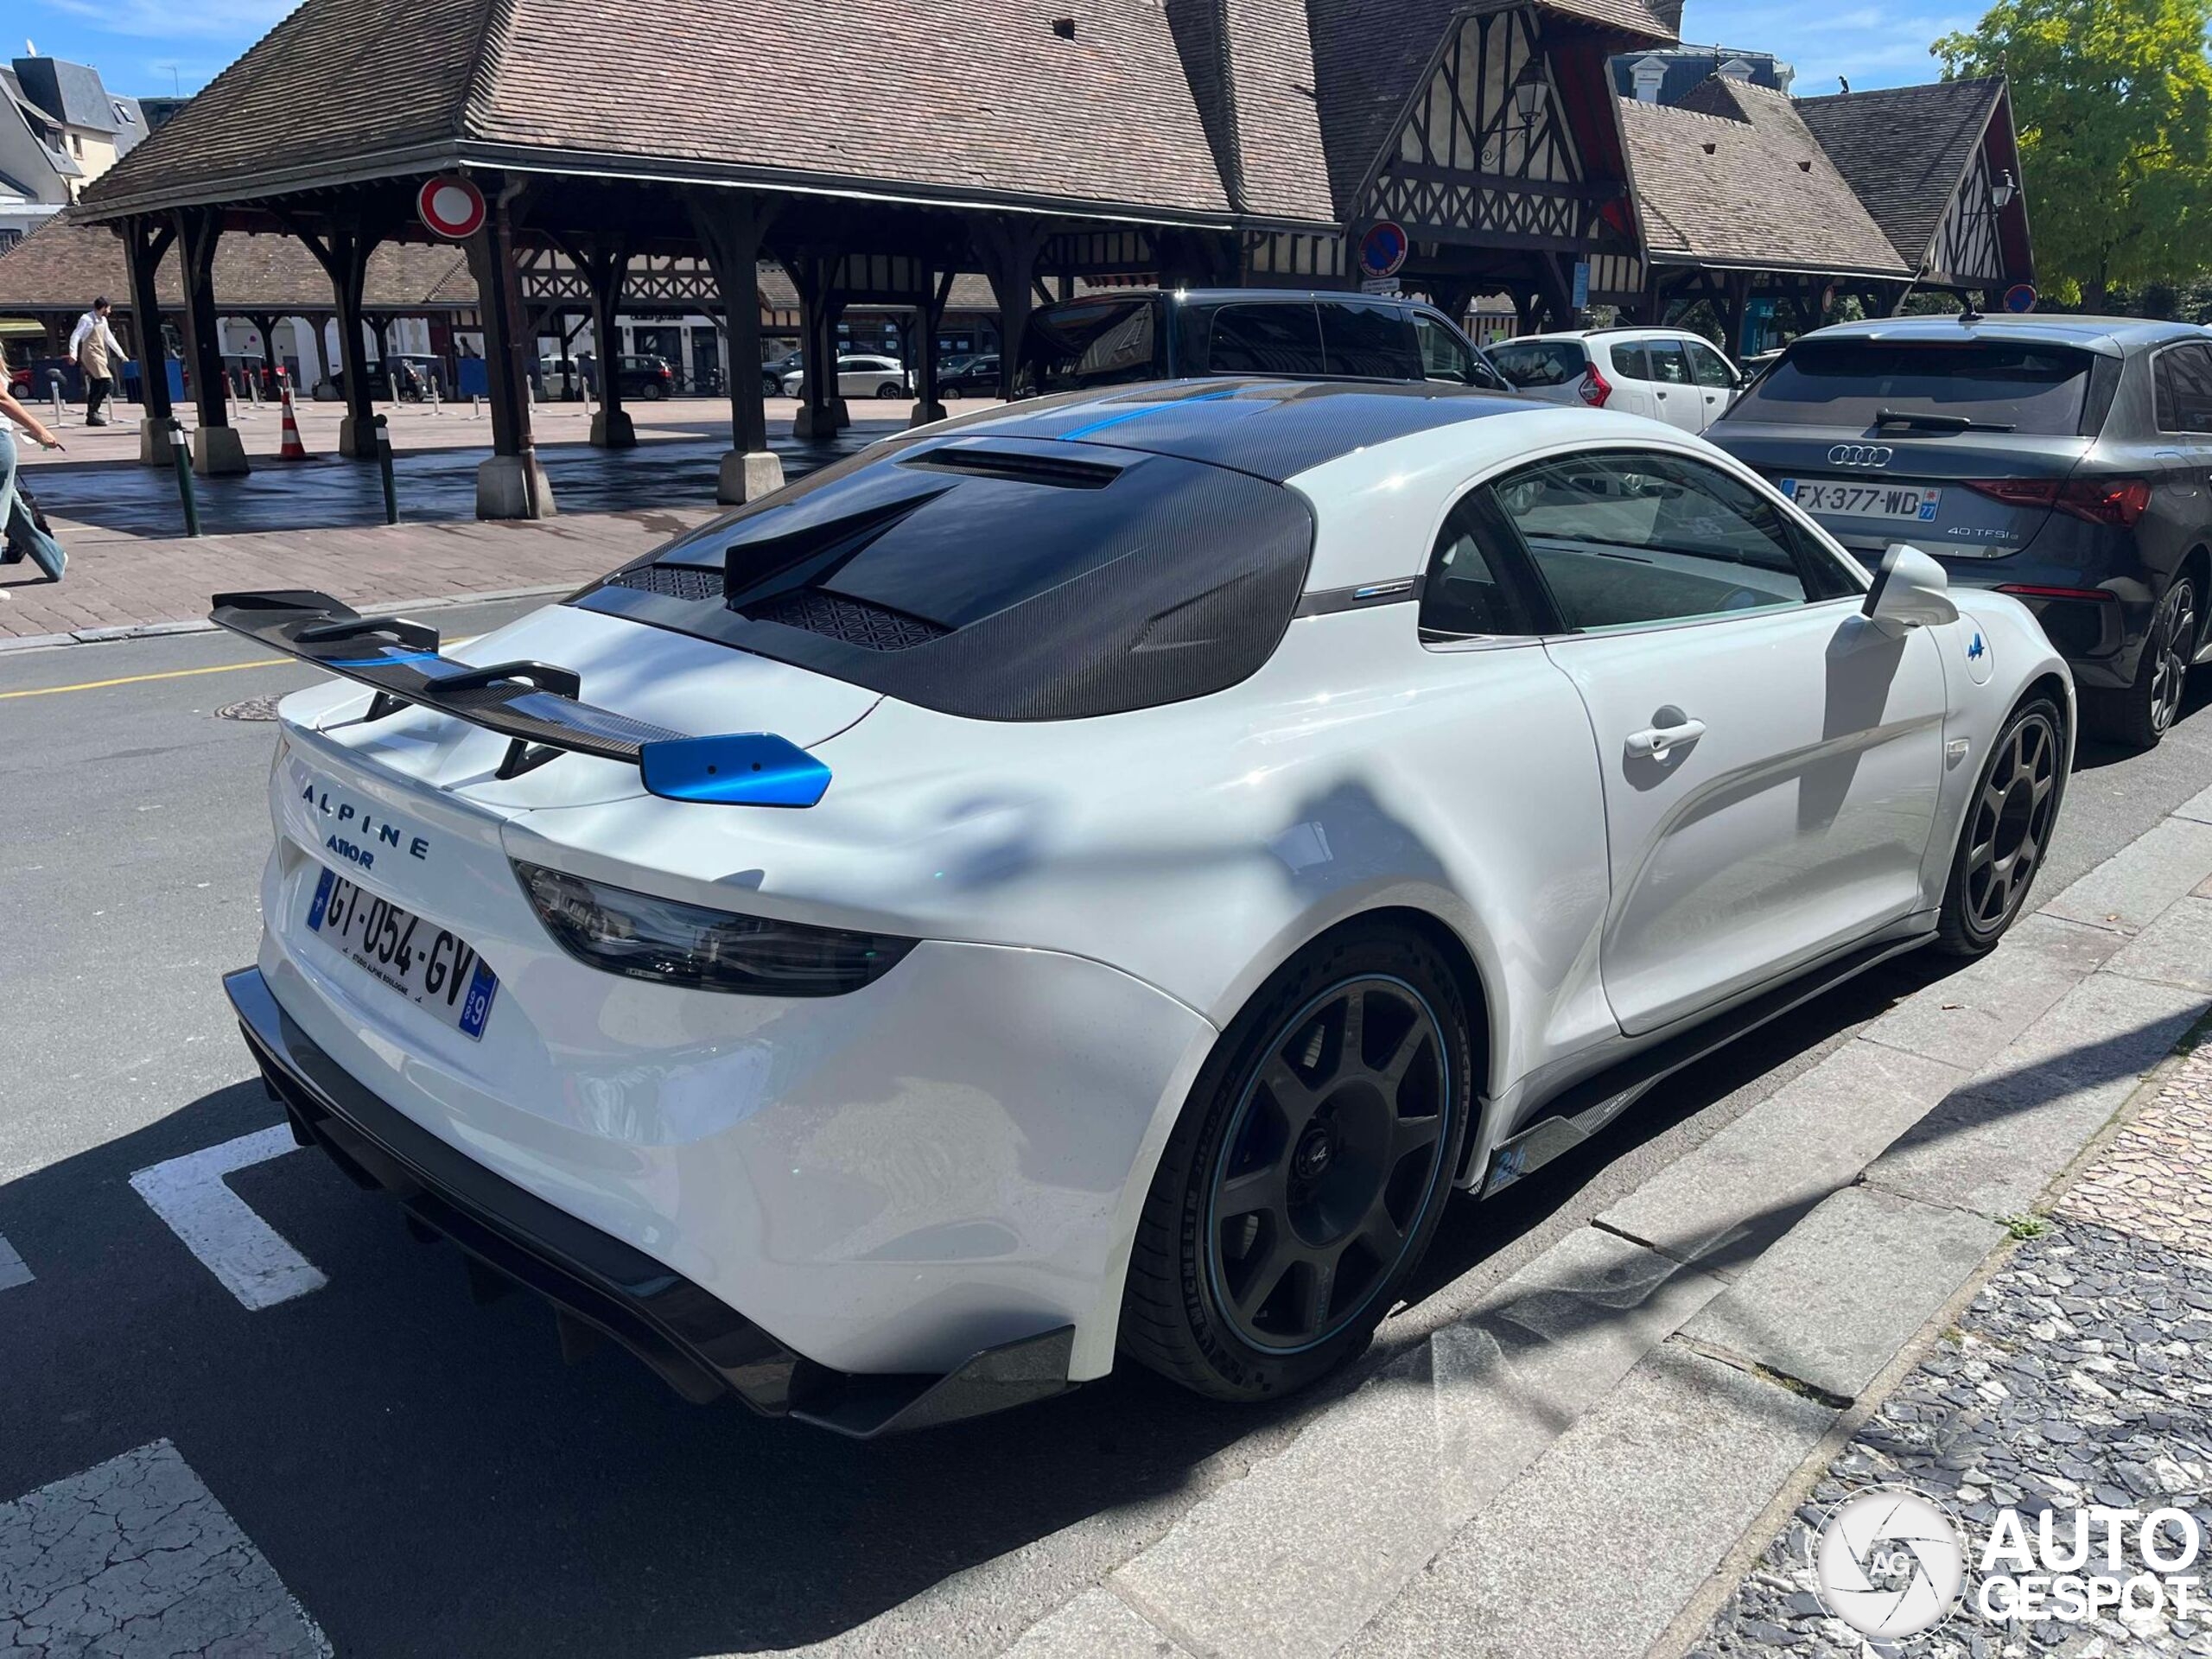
{"left": 1513, "top": 79, "right": 1545, "bottom": 123}
{"left": 1990, "top": 170, "right": 2017, "bottom": 212}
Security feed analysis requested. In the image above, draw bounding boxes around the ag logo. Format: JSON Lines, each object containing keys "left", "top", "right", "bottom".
{"left": 1827, "top": 444, "right": 1894, "bottom": 467}
{"left": 1814, "top": 1487, "right": 1967, "bottom": 1638}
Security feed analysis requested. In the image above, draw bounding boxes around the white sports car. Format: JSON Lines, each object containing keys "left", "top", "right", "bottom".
{"left": 214, "top": 380, "right": 2070, "bottom": 1436}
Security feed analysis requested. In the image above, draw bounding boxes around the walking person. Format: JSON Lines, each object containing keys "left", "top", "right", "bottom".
{"left": 68, "top": 296, "right": 124, "bottom": 427}
{"left": 0, "top": 380, "right": 67, "bottom": 589}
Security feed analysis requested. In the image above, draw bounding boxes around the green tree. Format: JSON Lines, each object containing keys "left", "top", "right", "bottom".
{"left": 1936, "top": 0, "right": 2212, "bottom": 309}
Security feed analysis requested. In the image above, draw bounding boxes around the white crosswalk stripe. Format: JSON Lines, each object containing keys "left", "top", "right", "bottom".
{"left": 130, "top": 1124, "right": 327, "bottom": 1310}
{"left": 0, "top": 1440, "right": 328, "bottom": 1656}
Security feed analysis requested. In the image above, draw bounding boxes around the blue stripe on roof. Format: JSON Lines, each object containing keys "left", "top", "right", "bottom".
{"left": 1059, "top": 385, "right": 1243, "bottom": 439}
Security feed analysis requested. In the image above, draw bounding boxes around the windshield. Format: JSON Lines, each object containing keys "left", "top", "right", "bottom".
{"left": 1016, "top": 301, "right": 1159, "bottom": 396}
{"left": 1724, "top": 339, "right": 2098, "bottom": 435}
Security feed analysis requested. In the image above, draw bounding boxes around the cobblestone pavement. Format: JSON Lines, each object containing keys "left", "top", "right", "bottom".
{"left": 1693, "top": 1040, "right": 2212, "bottom": 1659}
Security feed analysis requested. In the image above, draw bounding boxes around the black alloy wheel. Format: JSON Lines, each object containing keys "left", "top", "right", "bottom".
{"left": 1208, "top": 977, "right": 1449, "bottom": 1351}
{"left": 1121, "top": 925, "right": 1472, "bottom": 1402}
{"left": 2147, "top": 576, "right": 2198, "bottom": 740}
{"left": 1938, "top": 695, "right": 2065, "bottom": 955}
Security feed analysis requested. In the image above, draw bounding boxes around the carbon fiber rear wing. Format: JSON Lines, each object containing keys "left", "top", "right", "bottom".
{"left": 208, "top": 589, "right": 831, "bottom": 806}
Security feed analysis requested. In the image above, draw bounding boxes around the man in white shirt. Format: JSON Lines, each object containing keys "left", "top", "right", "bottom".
{"left": 68, "top": 296, "right": 124, "bottom": 427}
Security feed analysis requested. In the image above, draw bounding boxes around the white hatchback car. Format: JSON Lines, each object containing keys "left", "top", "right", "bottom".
{"left": 212, "top": 380, "right": 2069, "bottom": 1435}
{"left": 780, "top": 353, "right": 912, "bottom": 400}
{"left": 1491, "top": 327, "right": 1747, "bottom": 432}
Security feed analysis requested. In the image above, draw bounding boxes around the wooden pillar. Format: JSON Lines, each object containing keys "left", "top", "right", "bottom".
{"left": 972, "top": 217, "right": 1047, "bottom": 401}
{"left": 785, "top": 256, "right": 842, "bottom": 441}
{"left": 461, "top": 183, "right": 554, "bottom": 519}
{"left": 118, "top": 216, "right": 175, "bottom": 464}
{"left": 278, "top": 206, "right": 384, "bottom": 459}
{"left": 173, "top": 207, "right": 247, "bottom": 476}
{"left": 552, "top": 232, "right": 633, "bottom": 448}
{"left": 1719, "top": 271, "right": 1751, "bottom": 359}
{"left": 912, "top": 266, "right": 953, "bottom": 425}
{"left": 686, "top": 191, "right": 782, "bottom": 501}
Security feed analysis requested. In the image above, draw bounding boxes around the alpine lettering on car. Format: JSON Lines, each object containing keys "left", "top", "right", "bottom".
{"left": 298, "top": 782, "right": 430, "bottom": 861}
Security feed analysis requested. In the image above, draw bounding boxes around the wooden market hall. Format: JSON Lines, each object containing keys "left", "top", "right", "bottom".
{"left": 14, "top": 0, "right": 2037, "bottom": 518}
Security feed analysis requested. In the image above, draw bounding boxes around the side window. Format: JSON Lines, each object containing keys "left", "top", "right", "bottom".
{"left": 1611, "top": 342, "right": 1650, "bottom": 381}
{"left": 2155, "top": 344, "right": 2212, "bottom": 434}
{"left": 1413, "top": 312, "right": 1478, "bottom": 385}
{"left": 1646, "top": 341, "right": 1691, "bottom": 385}
{"left": 1208, "top": 304, "right": 1326, "bottom": 375}
{"left": 1319, "top": 302, "right": 1422, "bottom": 378}
{"left": 1418, "top": 493, "right": 1535, "bottom": 639}
{"left": 1686, "top": 341, "right": 1737, "bottom": 389}
{"left": 1486, "top": 450, "right": 1815, "bottom": 631}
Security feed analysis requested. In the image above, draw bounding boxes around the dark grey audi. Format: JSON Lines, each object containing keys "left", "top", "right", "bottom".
{"left": 1710, "top": 315, "right": 2212, "bottom": 747}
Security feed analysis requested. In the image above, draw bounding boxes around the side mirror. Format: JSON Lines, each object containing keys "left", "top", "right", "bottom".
{"left": 1863, "top": 543, "right": 1959, "bottom": 637}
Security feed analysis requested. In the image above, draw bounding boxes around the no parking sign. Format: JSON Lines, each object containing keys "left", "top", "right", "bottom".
{"left": 1358, "top": 221, "right": 1408, "bottom": 281}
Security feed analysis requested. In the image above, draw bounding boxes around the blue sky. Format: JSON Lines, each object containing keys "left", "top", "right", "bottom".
{"left": 18, "top": 0, "right": 1974, "bottom": 100}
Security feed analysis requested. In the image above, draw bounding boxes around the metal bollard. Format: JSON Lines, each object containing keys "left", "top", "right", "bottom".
{"left": 373, "top": 413, "right": 398, "bottom": 525}
{"left": 48, "top": 372, "right": 64, "bottom": 427}
{"left": 429, "top": 380, "right": 441, "bottom": 416}
{"left": 471, "top": 393, "right": 481, "bottom": 420}
{"left": 166, "top": 417, "right": 201, "bottom": 537}
{"left": 249, "top": 375, "right": 263, "bottom": 410}
{"left": 387, "top": 372, "right": 399, "bottom": 405}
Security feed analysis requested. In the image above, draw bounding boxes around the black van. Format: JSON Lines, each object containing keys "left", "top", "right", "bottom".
{"left": 1014, "top": 289, "right": 1511, "bottom": 397}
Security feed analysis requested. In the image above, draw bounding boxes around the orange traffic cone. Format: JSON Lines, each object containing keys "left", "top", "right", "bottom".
{"left": 277, "top": 371, "right": 309, "bottom": 460}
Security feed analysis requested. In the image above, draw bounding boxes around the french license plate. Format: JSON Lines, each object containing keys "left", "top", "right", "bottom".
{"left": 1781, "top": 478, "right": 1942, "bottom": 523}
{"left": 305, "top": 867, "right": 499, "bottom": 1040}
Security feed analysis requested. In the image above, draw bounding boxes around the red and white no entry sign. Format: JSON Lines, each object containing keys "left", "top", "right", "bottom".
{"left": 416, "top": 175, "right": 486, "bottom": 240}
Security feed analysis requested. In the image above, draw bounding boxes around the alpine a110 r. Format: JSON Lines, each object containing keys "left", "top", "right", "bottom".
{"left": 213, "top": 378, "right": 2070, "bottom": 1435}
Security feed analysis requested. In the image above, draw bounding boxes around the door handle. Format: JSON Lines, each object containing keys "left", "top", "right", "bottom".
{"left": 1625, "top": 716, "right": 1706, "bottom": 759}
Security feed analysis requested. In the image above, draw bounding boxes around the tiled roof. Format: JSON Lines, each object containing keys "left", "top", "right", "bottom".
{"left": 1618, "top": 76, "right": 1906, "bottom": 275}
{"left": 80, "top": 0, "right": 498, "bottom": 213}
{"left": 0, "top": 215, "right": 476, "bottom": 311}
{"left": 1223, "top": 0, "right": 1336, "bottom": 222}
{"left": 86, "top": 0, "right": 1236, "bottom": 222}
{"left": 1796, "top": 78, "right": 2003, "bottom": 270}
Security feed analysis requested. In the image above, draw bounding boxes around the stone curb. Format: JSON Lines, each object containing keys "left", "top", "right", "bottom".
{"left": 0, "top": 584, "right": 578, "bottom": 656}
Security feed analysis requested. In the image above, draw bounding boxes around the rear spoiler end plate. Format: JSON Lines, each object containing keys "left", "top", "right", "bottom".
{"left": 209, "top": 589, "right": 830, "bottom": 807}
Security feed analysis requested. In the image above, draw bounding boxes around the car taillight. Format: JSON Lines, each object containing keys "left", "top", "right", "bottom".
{"left": 513, "top": 861, "right": 914, "bottom": 996}
{"left": 1964, "top": 476, "right": 2152, "bottom": 527}
{"left": 1576, "top": 365, "right": 1611, "bottom": 408}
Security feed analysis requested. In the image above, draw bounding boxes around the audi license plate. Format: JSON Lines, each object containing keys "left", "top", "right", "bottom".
{"left": 1780, "top": 478, "right": 1942, "bottom": 523}
{"left": 305, "top": 867, "right": 499, "bottom": 1040}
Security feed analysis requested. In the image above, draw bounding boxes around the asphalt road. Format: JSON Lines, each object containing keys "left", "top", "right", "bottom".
{"left": 2, "top": 614, "right": 2208, "bottom": 1656}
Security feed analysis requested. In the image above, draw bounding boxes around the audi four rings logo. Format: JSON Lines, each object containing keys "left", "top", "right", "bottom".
{"left": 1828, "top": 444, "right": 1894, "bottom": 467}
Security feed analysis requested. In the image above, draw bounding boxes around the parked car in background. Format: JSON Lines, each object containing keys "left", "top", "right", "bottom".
{"left": 1014, "top": 289, "right": 1510, "bottom": 395}
{"left": 781, "top": 354, "right": 912, "bottom": 400}
{"left": 609, "top": 354, "right": 677, "bottom": 400}
{"left": 1490, "top": 327, "right": 1746, "bottom": 433}
{"left": 1709, "top": 315, "right": 2212, "bottom": 748}
{"left": 941, "top": 353, "right": 1001, "bottom": 397}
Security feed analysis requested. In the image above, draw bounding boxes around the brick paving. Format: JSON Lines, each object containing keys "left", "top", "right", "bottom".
{"left": 1693, "top": 1039, "right": 2212, "bottom": 1659}
{"left": 0, "top": 507, "right": 718, "bottom": 644}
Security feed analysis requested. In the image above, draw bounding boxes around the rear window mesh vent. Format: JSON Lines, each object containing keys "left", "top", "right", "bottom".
{"left": 610, "top": 564, "right": 723, "bottom": 602}
{"left": 744, "top": 590, "right": 949, "bottom": 651}
{"left": 901, "top": 447, "right": 1123, "bottom": 489}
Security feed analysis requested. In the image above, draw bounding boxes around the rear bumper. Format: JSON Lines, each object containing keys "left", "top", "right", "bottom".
{"left": 225, "top": 965, "right": 1077, "bottom": 1436}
